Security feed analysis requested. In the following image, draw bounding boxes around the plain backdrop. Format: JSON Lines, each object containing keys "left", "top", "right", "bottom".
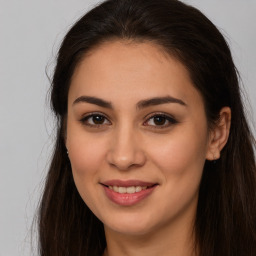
{"left": 0, "top": 0, "right": 255, "bottom": 255}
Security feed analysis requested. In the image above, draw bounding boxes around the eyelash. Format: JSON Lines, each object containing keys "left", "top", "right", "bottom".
{"left": 80, "top": 112, "right": 111, "bottom": 128}
{"left": 80, "top": 112, "right": 178, "bottom": 129}
{"left": 144, "top": 112, "right": 178, "bottom": 129}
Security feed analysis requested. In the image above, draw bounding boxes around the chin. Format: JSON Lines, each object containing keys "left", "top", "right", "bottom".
{"left": 102, "top": 212, "right": 159, "bottom": 236}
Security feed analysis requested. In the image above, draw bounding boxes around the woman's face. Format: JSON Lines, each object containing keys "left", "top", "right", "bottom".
{"left": 66, "top": 40, "right": 213, "bottom": 236}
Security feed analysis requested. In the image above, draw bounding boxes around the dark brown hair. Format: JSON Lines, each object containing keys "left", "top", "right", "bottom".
{"left": 39, "top": 0, "right": 256, "bottom": 255}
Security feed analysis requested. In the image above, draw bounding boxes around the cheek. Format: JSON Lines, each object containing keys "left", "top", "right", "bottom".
{"left": 69, "top": 140, "right": 105, "bottom": 176}
{"left": 67, "top": 134, "right": 109, "bottom": 215}
{"left": 148, "top": 124, "right": 208, "bottom": 178}
{"left": 144, "top": 126, "right": 208, "bottom": 221}
{"left": 66, "top": 118, "right": 107, "bottom": 173}
{"left": 66, "top": 128, "right": 109, "bottom": 192}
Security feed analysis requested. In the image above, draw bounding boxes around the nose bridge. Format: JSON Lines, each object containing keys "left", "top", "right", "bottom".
{"left": 107, "top": 122, "right": 146, "bottom": 170}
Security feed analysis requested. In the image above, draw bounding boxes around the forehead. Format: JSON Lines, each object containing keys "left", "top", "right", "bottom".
{"left": 69, "top": 40, "right": 203, "bottom": 109}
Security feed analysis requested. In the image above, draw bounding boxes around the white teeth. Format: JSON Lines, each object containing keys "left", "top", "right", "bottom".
{"left": 135, "top": 186, "right": 142, "bottom": 192}
{"left": 118, "top": 187, "right": 127, "bottom": 194}
{"left": 126, "top": 186, "right": 136, "bottom": 194}
{"left": 113, "top": 186, "right": 119, "bottom": 192}
{"left": 109, "top": 185, "right": 148, "bottom": 194}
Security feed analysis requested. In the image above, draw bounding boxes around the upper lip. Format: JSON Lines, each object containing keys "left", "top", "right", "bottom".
{"left": 101, "top": 179, "right": 157, "bottom": 187}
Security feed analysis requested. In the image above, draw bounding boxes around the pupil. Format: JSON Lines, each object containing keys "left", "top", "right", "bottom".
{"left": 154, "top": 116, "right": 166, "bottom": 125}
{"left": 93, "top": 115, "right": 104, "bottom": 124}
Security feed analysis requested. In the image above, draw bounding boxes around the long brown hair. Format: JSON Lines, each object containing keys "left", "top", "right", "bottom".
{"left": 38, "top": 0, "right": 256, "bottom": 255}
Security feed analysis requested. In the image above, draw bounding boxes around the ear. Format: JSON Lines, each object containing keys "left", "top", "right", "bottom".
{"left": 206, "top": 107, "right": 231, "bottom": 161}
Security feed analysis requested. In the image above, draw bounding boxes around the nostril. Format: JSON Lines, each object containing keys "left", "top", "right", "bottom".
{"left": 106, "top": 149, "right": 146, "bottom": 171}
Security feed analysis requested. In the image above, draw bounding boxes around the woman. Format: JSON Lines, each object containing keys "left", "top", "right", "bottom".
{"left": 38, "top": 0, "right": 256, "bottom": 255}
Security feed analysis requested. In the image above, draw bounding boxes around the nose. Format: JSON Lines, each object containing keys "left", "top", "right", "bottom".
{"left": 106, "top": 125, "right": 146, "bottom": 171}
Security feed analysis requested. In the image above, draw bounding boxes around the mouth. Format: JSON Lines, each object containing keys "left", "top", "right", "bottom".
{"left": 100, "top": 180, "right": 158, "bottom": 206}
{"left": 101, "top": 184, "right": 157, "bottom": 194}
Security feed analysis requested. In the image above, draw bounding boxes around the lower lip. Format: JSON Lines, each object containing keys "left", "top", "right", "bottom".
{"left": 103, "top": 185, "right": 157, "bottom": 206}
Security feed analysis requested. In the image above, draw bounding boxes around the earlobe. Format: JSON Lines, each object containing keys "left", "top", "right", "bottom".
{"left": 206, "top": 107, "right": 231, "bottom": 161}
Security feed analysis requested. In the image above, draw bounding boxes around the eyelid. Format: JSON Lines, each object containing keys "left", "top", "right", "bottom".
{"left": 80, "top": 112, "right": 111, "bottom": 127}
{"left": 143, "top": 112, "right": 178, "bottom": 128}
{"left": 79, "top": 111, "right": 178, "bottom": 129}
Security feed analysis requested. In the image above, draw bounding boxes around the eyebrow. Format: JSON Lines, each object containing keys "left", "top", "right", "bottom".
{"left": 73, "top": 96, "right": 113, "bottom": 109}
{"left": 73, "top": 95, "right": 186, "bottom": 109}
{"left": 137, "top": 96, "right": 186, "bottom": 109}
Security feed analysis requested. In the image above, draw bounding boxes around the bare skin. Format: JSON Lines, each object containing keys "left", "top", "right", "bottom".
{"left": 66, "top": 40, "right": 231, "bottom": 256}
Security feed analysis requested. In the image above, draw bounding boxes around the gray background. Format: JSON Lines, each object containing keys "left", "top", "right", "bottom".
{"left": 0, "top": 0, "right": 255, "bottom": 255}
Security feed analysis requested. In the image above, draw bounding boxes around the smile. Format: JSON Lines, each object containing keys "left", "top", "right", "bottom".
{"left": 108, "top": 185, "right": 149, "bottom": 194}
{"left": 101, "top": 180, "right": 158, "bottom": 206}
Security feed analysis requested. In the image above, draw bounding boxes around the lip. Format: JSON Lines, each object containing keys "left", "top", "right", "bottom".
{"left": 100, "top": 180, "right": 158, "bottom": 206}
{"left": 101, "top": 179, "right": 156, "bottom": 187}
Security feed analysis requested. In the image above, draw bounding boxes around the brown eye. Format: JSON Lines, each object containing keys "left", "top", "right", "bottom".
{"left": 81, "top": 113, "right": 111, "bottom": 127}
{"left": 152, "top": 116, "right": 167, "bottom": 126}
{"left": 92, "top": 115, "right": 105, "bottom": 124}
{"left": 144, "top": 114, "right": 177, "bottom": 128}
